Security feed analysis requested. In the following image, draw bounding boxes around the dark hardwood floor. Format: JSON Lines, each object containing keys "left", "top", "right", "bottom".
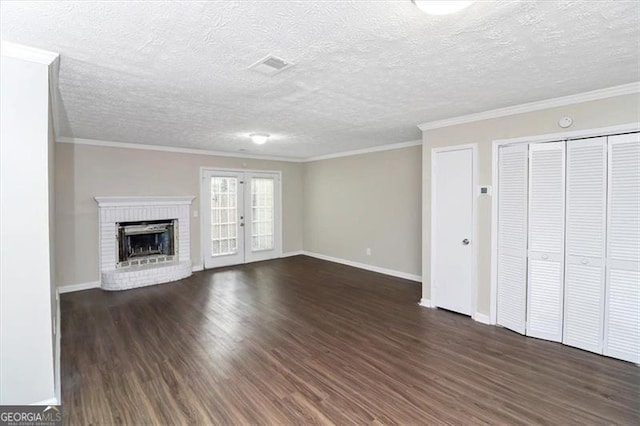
{"left": 61, "top": 256, "right": 639, "bottom": 425}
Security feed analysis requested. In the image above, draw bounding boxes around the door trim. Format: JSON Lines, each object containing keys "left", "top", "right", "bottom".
{"left": 199, "top": 167, "right": 283, "bottom": 268}
{"left": 430, "top": 143, "right": 478, "bottom": 317}
{"left": 490, "top": 122, "right": 640, "bottom": 325}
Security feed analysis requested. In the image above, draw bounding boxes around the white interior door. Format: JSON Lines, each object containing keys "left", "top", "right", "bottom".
{"left": 563, "top": 137, "right": 607, "bottom": 353}
{"left": 202, "top": 170, "right": 281, "bottom": 269}
{"left": 496, "top": 144, "right": 529, "bottom": 334}
{"left": 527, "top": 141, "right": 566, "bottom": 342}
{"left": 604, "top": 132, "right": 640, "bottom": 363}
{"left": 432, "top": 146, "right": 475, "bottom": 316}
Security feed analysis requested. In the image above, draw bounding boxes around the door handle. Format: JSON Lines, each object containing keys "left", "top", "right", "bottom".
{"left": 462, "top": 238, "right": 470, "bottom": 245}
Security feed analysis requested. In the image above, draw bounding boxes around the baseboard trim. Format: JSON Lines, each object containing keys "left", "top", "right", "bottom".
{"left": 473, "top": 312, "right": 492, "bottom": 325}
{"left": 58, "top": 281, "right": 100, "bottom": 294}
{"left": 302, "top": 251, "right": 421, "bottom": 282}
{"left": 418, "top": 298, "right": 434, "bottom": 308}
{"left": 191, "top": 264, "right": 204, "bottom": 272}
{"left": 281, "top": 250, "right": 304, "bottom": 258}
{"left": 31, "top": 397, "right": 58, "bottom": 406}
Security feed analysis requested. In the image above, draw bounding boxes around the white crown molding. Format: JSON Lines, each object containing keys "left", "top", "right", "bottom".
{"left": 57, "top": 136, "right": 423, "bottom": 163}
{"left": 305, "top": 139, "right": 422, "bottom": 162}
{"left": 302, "top": 251, "right": 422, "bottom": 282}
{"left": 1, "top": 40, "right": 59, "bottom": 65}
{"left": 418, "top": 82, "right": 640, "bottom": 131}
{"left": 56, "top": 137, "right": 306, "bottom": 163}
{"left": 94, "top": 195, "right": 195, "bottom": 207}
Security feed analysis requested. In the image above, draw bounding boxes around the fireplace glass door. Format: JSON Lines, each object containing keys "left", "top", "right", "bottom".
{"left": 202, "top": 170, "right": 281, "bottom": 269}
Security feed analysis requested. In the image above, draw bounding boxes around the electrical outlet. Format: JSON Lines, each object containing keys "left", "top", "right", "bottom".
{"left": 366, "top": 248, "right": 372, "bottom": 256}
{"left": 193, "top": 210, "right": 199, "bottom": 218}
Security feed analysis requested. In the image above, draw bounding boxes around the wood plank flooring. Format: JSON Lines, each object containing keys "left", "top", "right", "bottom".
{"left": 61, "top": 255, "right": 639, "bottom": 425}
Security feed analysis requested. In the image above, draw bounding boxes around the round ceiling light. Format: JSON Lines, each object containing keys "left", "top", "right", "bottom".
{"left": 412, "top": 1, "right": 473, "bottom": 15}
{"left": 250, "top": 133, "right": 270, "bottom": 145}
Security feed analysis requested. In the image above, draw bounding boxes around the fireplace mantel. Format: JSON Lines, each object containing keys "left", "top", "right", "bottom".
{"left": 95, "top": 196, "right": 195, "bottom": 207}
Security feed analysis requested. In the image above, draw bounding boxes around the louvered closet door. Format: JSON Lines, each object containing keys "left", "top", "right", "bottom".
{"left": 563, "top": 137, "right": 607, "bottom": 353}
{"left": 496, "top": 144, "right": 528, "bottom": 334}
{"left": 604, "top": 133, "right": 640, "bottom": 363}
{"left": 527, "top": 142, "right": 565, "bottom": 342}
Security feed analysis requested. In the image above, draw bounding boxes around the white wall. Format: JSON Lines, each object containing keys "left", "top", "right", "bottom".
{"left": 55, "top": 143, "right": 304, "bottom": 286}
{"left": 56, "top": 142, "right": 422, "bottom": 286}
{"left": 421, "top": 93, "right": 640, "bottom": 316}
{"left": 0, "top": 55, "right": 56, "bottom": 404}
{"left": 304, "top": 145, "right": 422, "bottom": 278}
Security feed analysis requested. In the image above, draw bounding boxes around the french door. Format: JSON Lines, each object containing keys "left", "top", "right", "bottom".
{"left": 202, "top": 169, "right": 281, "bottom": 269}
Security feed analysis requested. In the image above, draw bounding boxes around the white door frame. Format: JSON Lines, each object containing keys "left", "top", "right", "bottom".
{"left": 200, "top": 167, "right": 283, "bottom": 268}
{"left": 430, "top": 143, "right": 478, "bottom": 317}
{"left": 490, "top": 122, "right": 640, "bottom": 325}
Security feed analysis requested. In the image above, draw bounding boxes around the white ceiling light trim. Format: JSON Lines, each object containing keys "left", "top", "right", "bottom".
{"left": 412, "top": 1, "right": 473, "bottom": 15}
{"left": 250, "top": 133, "right": 270, "bottom": 145}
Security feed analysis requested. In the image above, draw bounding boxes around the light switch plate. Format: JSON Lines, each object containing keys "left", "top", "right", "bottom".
{"left": 478, "top": 185, "right": 492, "bottom": 196}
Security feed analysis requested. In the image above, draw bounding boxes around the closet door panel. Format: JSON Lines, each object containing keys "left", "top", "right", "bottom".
{"left": 563, "top": 137, "right": 607, "bottom": 353}
{"left": 604, "top": 133, "right": 640, "bottom": 363}
{"left": 496, "top": 144, "right": 528, "bottom": 334}
{"left": 527, "top": 142, "right": 565, "bottom": 342}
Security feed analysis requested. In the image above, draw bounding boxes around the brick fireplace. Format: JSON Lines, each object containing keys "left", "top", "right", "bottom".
{"left": 94, "top": 196, "right": 195, "bottom": 290}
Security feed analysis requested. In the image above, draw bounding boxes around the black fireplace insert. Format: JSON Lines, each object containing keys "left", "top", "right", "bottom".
{"left": 117, "top": 219, "right": 177, "bottom": 267}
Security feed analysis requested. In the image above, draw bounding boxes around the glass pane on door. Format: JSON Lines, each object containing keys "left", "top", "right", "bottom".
{"left": 251, "top": 178, "right": 274, "bottom": 251}
{"left": 211, "top": 177, "right": 238, "bottom": 256}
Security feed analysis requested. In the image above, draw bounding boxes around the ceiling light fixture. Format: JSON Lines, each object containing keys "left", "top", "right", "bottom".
{"left": 412, "top": 1, "right": 473, "bottom": 15}
{"left": 250, "top": 133, "right": 270, "bottom": 145}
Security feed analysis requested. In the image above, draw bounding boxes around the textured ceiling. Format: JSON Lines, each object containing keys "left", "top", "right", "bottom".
{"left": 1, "top": 1, "right": 639, "bottom": 159}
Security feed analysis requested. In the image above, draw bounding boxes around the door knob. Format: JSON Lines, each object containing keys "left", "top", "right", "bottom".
{"left": 462, "top": 238, "right": 470, "bottom": 245}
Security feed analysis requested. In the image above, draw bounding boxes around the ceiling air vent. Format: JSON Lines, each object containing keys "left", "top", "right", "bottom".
{"left": 248, "top": 54, "right": 294, "bottom": 76}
